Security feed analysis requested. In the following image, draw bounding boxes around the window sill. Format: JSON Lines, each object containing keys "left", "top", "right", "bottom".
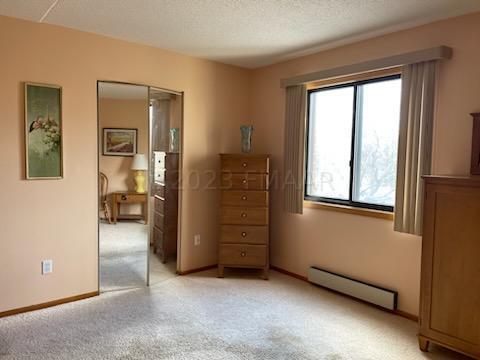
{"left": 303, "top": 200, "right": 394, "bottom": 221}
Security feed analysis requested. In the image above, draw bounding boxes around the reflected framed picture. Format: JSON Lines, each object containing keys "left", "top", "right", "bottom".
{"left": 25, "top": 82, "right": 63, "bottom": 180}
{"left": 103, "top": 128, "right": 137, "bottom": 156}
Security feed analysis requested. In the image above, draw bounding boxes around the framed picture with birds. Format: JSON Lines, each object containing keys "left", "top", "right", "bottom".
{"left": 24, "top": 82, "right": 63, "bottom": 179}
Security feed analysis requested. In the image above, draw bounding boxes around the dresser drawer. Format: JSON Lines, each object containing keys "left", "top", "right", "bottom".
{"left": 221, "top": 156, "right": 269, "bottom": 173}
{"left": 221, "top": 207, "right": 268, "bottom": 225}
{"left": 221, "top": 173, "right": 268, "bottom": 190}
{"left": 153, "top": 226, "right": 164, "bottom": 247}
{"left": 115, "top": 193, "right": 146, "bottom": 203}
{"left": 155, "top": 170, "right": 179, "bottom": 186}
{"left": 154, "top": 212, "right": 164, "bottom": 230}
{"left": 154, "top": 184, "right": 178, "bottom": 203}
{"left": 154, "top": 152, "right": 166, "bottom": 168}
{"left": 154, "top": 196, "right": 164, "bottom": 214}
{"left": 221, "top": 225, "right": 268, "bottom": 245}
{"left": 221, "top": 190, "right": 268, "bottom": 207}
{"left": 153, "top": 182, "right": 165, "bottom": 198}
{"left": 219, "top": 244, "right": 266, "bottom": 267}
{"left": 155, "top": 168, "right": 165, "bottom": 183}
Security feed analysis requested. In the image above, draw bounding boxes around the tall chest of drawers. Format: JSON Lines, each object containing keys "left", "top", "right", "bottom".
{"left": 419, "top": 176, "right": 480, "bottom": 359}
{"left": 153, "top": 151, "right": 179, "bottom": 263}
{"left": 218, "top": 154, "right": 270, "bottom": 279}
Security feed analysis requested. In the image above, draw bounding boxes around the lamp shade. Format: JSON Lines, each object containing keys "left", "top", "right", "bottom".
{"left": 131, "top": 153, "right": 148, "bottom": 170}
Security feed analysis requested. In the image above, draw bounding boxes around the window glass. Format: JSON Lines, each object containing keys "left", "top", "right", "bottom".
{"left": 305, "top": 75, "right": 401, "bottom": 211}
{"left": 306, "top": 86, "right": 354, "bottom": 200}
{"left": 352, "top": 79, "right": 401, "bottom": 206}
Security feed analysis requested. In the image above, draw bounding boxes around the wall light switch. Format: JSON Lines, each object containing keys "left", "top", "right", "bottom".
{"left": 42, "top": 260, "right": 53, "bottom": 275}
{"left": 194, "top": 234, "right": 201, "bottom": 246}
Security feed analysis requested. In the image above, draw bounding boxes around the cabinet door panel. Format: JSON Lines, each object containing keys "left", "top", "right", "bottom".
{"left": 429, "top": 191, "right": 480, "bottom": 345}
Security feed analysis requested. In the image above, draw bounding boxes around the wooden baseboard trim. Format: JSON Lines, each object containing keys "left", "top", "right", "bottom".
{"left": 271, "top": 265, "right": 418, "bottom": 322}
{"left": 178, "top": 264, "right": 217, "bottom": 275}
{"left": 0, "top": 291, "right": 99, "bottom": 318}
{"left": 271, "top": 265, "right": 308, "bottom": 281}
{"left": 394, "top": 309, "right": 419, "bottom": 322}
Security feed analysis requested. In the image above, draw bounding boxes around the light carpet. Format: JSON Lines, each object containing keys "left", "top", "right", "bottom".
{"left": 100, "top": 222, "right": 176, "bottom": 292}
{"left": 0, "top": 269, "right": 467, "bottom": 359}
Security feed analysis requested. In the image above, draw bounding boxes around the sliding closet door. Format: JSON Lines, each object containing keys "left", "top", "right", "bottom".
{"left": 98, "top": 82, "right": 149, "bottom": 291}
{"left": 148, "top": 87, "right": 183, "bottom": 284}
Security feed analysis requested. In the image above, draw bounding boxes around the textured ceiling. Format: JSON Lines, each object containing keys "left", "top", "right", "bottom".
{"left": 1, "top": 0, "right": 479, "bottom": 68}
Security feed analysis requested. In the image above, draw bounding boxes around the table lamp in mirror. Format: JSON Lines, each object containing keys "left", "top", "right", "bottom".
{"left": 131, "top": 153, "right": 148, "bottom": 193}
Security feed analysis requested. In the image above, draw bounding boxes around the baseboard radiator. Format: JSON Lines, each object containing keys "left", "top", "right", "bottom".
{"left": 308, "top": 267, "right": 397, "bottom": 311}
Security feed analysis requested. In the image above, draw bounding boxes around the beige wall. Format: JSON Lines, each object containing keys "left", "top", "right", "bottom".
{"left": 99, "top": 97, "right": 148, "bottom": 214}
{"left": 0, "top": 15, "right": 250, "bottom": 313}
{"left": 170, "top": 96, "right": 182, "bottom": 133}
{"left": 250, "top": 12, "right": 480, "bottom": 315}
{"left": 1, "top": 11, "right": 479, "bottom": 316}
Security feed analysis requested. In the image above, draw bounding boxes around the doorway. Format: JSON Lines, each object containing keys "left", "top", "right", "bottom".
{"left": 97, "top": 81, "right": 183, "bottom": 292}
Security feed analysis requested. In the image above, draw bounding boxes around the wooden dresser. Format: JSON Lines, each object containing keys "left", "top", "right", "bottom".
{"left": 419, "top": 176, "right": 480, "bottom": 359}
{"left": 153, "top": 151, "right": 179, "bottom": 263}
{"left": 218, "top": 154, "right": 270, "bottom": 279}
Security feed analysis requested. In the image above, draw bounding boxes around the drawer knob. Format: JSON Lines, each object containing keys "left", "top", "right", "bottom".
{"left": 242, "top": 162, "right": 247, "bottom": 167}
{"left": 241, "top": 232, "right": 247, "bottom": 237}
{"left": 242, "top": 179, "right": 247, "bottom": 184}
{"left": 241, "top": 213, "right": 247, "bottom": 218}
{"left": 121, "top": 195, "right": 127, "bottom": 200}
{"left": 241, "top": 195, "right": 247, "bottom": 201}
{"left": 240, "top": 252, "right": 246, "bottom": 257}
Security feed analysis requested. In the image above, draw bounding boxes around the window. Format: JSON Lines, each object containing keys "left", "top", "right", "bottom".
{"left": 305, "top": 75, "right": 401, "bottom": 212}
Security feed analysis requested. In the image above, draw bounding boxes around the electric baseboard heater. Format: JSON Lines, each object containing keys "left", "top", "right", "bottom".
{"left": 308, "top": 266, "right": 397, "bottom": 311}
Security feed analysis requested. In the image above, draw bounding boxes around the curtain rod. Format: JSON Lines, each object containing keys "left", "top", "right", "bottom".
{"left": 280, "top": 46, "right": 452, "bottom": 88}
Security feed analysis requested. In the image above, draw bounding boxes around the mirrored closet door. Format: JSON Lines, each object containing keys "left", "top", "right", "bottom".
{"left": 98, "top": 82, "right": 150, "bottom": 291}
{"left": 97, "top": 82, "right": 183, "bottom": 292}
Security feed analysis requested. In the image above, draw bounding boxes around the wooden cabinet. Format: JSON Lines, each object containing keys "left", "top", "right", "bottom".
{"left": 153, "top": 152, "right": 179, "bottom": 263}
{"left": 112, "top": 192, "right": 148, "bottom": 223}
{"left": 419, "top": 176, "right": 480, "bottom": 359}
{"left": 218, "top": 154, "right": 270, "bottom": 279}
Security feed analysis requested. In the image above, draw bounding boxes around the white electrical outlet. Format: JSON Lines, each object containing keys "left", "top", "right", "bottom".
{"left": 194, "top": 234, "right": 201, "bottom": 246}
{"left": 42, "top": 260, "right": 53, "bottom": 275}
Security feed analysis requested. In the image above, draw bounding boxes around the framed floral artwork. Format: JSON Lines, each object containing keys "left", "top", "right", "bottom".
{"left": 25, "top": 82, "right": 63, "bottom": 179}
{"left": 103, "top": 128, "right": 137, "bottom": 156}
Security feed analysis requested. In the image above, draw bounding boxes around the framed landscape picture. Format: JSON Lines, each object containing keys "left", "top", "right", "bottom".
{"left": 103, "top": 128, "right": 137, "bottom": 156}
{"left": 25, "top": 82, "right": 63, "bottom": 179}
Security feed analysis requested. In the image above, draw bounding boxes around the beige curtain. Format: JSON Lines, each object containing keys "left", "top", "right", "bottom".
{"left": 394, "top": 61, "right": 437, "bottom": 235}
{"left": 283, "top": 84, "right": 307, "bottom": 214}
